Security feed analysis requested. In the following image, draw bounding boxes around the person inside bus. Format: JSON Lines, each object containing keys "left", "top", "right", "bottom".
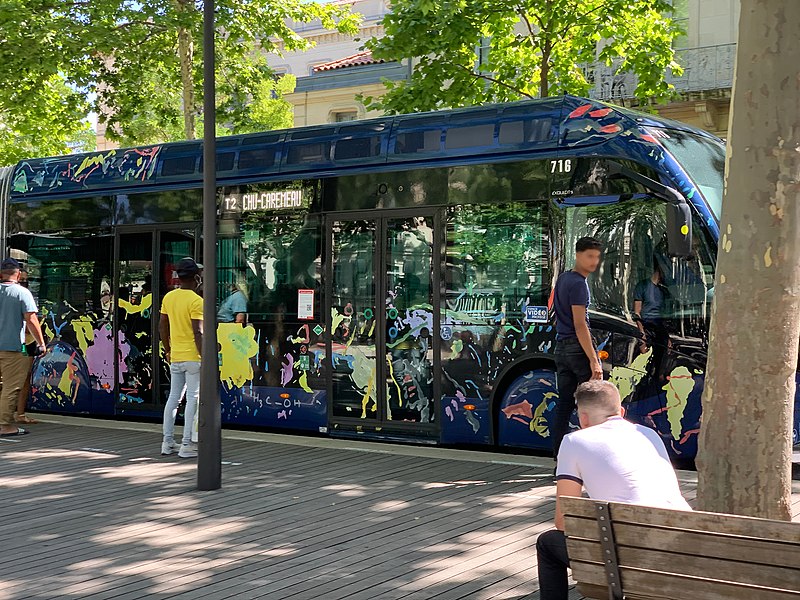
{"left": 218, "top": 275, "right": 249, "bottom": 324}
{"left": 551, "top": 237, "right": 604, "bottom": 461}
{"left": 633, "top": 260, "right": 671, "bottom": 380}
{"left": 536, "top": 380, "right": 691, "bottom": 600}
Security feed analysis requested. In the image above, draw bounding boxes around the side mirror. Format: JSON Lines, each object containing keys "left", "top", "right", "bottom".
{"left": 606, "top": 160, "right": 695, "bottom": 257}
{"left": 667, "top": 201, "right": 693, "bottom": 257}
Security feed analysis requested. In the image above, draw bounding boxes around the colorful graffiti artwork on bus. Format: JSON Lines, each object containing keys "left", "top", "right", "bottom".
{"left": 30, "top": 306, "right": 116, "bottom": 413}
{"left": 12, "top": 146, "right": 162, "bottom": 195}
{"left": 218, "top": 321, "right": 327, "bottom": 429}
{"left": 218, "top": 323, "right": 260, "bottom": 388}
{"left": 386, "top": 304, "right": 434, "bottom": 423}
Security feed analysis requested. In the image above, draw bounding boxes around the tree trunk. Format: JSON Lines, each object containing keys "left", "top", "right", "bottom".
{"left": 696, "top": 0, "right": 800, "bottom": 520}
{"left": 540, "top": 40, "right": 550, "bottom": 98}
{"left": 177, "top": 0, "right": 196, "bottom": 140}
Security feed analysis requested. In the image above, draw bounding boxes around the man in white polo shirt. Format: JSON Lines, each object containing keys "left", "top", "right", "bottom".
{"left": 536, "top": 380, "right": 690, "bottom": 600}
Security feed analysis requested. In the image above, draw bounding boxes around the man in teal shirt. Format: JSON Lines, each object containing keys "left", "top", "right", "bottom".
{"left": 218, "top": 278, "right": 248, "bottom": 324}
{"left": 0, "top": 258, "right": 47, "bottom": 437}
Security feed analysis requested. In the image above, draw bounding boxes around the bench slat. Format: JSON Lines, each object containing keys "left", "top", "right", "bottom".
{"left": 560, "top": 496, "right": 800, "bottom": 542}
{"left": 570, "top": 560, "right": 800, "bottom": 600}
{"left": 564, "top": 514, "right": 800, "bottom": 569}
{"left": 567, "top": 537, "right": 800, "bottom": 590}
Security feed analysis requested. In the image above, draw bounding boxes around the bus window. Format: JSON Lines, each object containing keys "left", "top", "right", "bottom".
{"left": 445, "top": 124, "right": 495, "bottom": 150}
{"left": 649, "top": 128, "right": 726, "bottom": 220}
{"left": 394, "top": 129, "right": 442, "bottom": 154}
{"left": 286, "top": 142, "right": 331, "bottom": 165}
{"left": 498, "top": 118, "right": 554, "bottom": 145}
{"left": 115, "top": 189, "right": 202, "bottom": 225}
{"left": 238, "top": 147, "right": 277, "bottom": 171}
{"left": 562, "top": 199, "right": 715, "bottom": 338}
{"left": 446, "top": 202, "right": 551, "bottom": 319}
{"left": 443, "top": 201, "right": 551, "bottom": 400}
{"left": 9, "top": 196, "right": 113, "bottom": 232}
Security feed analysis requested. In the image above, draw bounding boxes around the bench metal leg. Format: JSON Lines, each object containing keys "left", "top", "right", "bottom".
{"left": 595, "top": 502, "right": 624, "bottom": 600}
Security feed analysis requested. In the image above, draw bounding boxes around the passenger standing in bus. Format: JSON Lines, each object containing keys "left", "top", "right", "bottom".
{"left": 218, "top": 276, "right": 248, "bottom": 324}
{"left": 0, "top": 259, "right": 47, "bottom": 437}
{"left": 551, "top": 237, "right": 604, "bottom": 460}
{"left": 159, "top": 257, "right": 203, "bottom": 458}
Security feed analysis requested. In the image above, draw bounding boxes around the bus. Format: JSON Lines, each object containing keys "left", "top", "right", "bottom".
{"left": 3, "top": 95, "right": 798, "bottom": 460}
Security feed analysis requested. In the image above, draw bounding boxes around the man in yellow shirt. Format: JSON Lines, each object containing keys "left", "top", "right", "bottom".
{"left": 159, "top": 257, "right": 203, "bottom": 458}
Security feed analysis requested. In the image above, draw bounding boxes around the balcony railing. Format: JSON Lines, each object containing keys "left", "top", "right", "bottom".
{"left": 586, "top": 43, "right": 736, "bottom": 101}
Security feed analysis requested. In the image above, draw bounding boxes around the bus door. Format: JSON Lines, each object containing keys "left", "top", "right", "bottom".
{"left": 328, "top": 211, "right": 441, "bottom": 436}
{"left": 114, "top": 226, "right": 200, "bottom": 415}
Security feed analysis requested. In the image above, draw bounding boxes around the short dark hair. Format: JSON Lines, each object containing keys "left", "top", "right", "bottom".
{"left": 575, "top": 380, "right": 621, "bottom": 414}
{"left": 576, "top": 237, "right": 603, "bottom": 253}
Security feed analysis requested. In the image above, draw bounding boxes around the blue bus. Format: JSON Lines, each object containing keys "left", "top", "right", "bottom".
{"left": 3, "top": 95, "right": 798, "bottom": 460}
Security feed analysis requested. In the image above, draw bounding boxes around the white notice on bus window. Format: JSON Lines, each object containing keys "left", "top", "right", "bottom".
{"left": 298, "top": 289, "right": 314, "bottom": 320}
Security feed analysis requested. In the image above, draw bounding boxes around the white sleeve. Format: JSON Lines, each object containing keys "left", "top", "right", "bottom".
{"left": 555, "top": 435, "right": 583, "bottom": 484}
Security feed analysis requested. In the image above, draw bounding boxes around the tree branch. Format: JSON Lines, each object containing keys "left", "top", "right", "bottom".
{"left": 555, "top": 4, "right": 606, "bottom": 39}
{"left": 517, "top": 8, "right": 540, "bottom": 51}
{"left": 114, "top": 20, "right": 166, "bottom": 31}
{"left": 453, "top": 62, "right": 534, "bottom": 99}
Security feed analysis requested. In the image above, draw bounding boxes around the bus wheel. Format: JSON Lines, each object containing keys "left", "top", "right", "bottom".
{"left": 496, "top": 366, "right": 559, "bottom": 451}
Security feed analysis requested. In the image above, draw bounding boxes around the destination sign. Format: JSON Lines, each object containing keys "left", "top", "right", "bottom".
{"left": 223, "top": 189, "right": 306, "bottom": 212}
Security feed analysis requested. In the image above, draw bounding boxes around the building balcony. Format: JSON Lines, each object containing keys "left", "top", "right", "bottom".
{"left": 587, "top": 43, "right": 736, "bottom": 102}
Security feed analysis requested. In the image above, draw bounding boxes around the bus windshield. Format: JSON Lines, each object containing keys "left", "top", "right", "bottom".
{"left": 649, "top": 128, "right": 726, "bottom": 221}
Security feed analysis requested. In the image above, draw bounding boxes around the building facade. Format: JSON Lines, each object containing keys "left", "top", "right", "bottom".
{"left": 278, "top": 0, "right": 741, "bottom": 137}
{"left": 590, "top": 0, "right": 740, "bottom": 138}
{"left": 267, "top": 0, "right": 400, "bottom": 127}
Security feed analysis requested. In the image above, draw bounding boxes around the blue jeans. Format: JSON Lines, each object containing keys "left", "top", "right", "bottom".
{"left": 163, "top": 361, "right": 200, "bottom": 445}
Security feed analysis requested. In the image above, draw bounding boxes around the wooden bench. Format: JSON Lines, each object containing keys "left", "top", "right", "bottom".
{"left": 561, "top": 496, "right": 800, "bottom": 600}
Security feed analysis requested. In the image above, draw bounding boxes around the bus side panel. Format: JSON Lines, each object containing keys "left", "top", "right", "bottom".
{"left": 220, "top": 385, "right": 326, "bottom": 431}
{"left": 622, "top": 368, "right": 705, "bottom": 460}
{"left": 440, "top": 396, "right": 491, "bottom": 445}
{"left": 217, "top": 322, "right": 326, "bottom": 432}
{"left": 30, "top": 340, "right": 114, "bottom": 415}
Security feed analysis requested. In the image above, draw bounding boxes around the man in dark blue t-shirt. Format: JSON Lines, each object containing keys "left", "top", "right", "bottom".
{"left": 551, "top": 237, "right": 604, "bottom": 459}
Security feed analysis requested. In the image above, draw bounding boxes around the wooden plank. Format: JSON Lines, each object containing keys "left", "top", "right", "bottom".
{"left": 567, "top": 537, "right": 800, "bottom": 590}
{"left": 564, "top": 515, "right": 800, "bottom": 569}
{"left": 570, "top": 561, "right": 800, "bottom": 600}
{"left": 560, "top": 496, "right": 800, "bottom": 543}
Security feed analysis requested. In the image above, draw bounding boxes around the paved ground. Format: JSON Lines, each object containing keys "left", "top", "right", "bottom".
{"left": 1, "top": 417, "right": 798, "bottom": 600}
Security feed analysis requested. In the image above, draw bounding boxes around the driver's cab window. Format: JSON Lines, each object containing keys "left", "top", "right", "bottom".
{"left": 563, "top": 200, "right": 715, "bottom": 338}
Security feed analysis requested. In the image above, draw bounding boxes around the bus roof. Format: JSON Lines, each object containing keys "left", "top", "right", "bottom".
{"left": 9, "top": 95, "right": 718, "bottom": 200}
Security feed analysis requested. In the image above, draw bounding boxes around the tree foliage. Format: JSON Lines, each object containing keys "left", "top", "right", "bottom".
{"left": 0, "top": 0, "right": 95, "bottom": 163}
{"left": 363, "top": 0, "right": 683, "bottom": 114}
{"left": 0, "top": 0, "right": 360, "bottom": 161}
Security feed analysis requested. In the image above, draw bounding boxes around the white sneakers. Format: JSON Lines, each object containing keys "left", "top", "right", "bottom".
{"left": 161, "top": 440, "right": 198, "bottom": 458}
{"left": 178, "top": 442, "right": 198, "bottom": 458}
{"left": 161, "top": 440, "right": 179, "bottom": 455}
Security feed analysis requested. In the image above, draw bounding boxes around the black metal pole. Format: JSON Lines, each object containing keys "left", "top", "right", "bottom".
{"left": 198, "top": 0, "right": 221, "bottom": 491}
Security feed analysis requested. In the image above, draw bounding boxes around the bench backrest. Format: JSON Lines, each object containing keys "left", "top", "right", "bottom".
{"left": 561, "top": 496, "right": 800, "bottom": 600}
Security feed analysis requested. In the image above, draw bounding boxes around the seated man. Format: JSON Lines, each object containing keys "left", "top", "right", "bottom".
{"left": 536, "top": 380, "right": 690, "bottom": 600}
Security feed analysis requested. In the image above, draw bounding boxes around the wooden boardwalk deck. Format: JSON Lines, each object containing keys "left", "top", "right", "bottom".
{"left": 1, "top": 417, "right": 798, "bottom": 600}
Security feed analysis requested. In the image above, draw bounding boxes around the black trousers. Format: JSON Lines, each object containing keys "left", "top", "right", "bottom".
{"left": 536, "top": 529, "right": 571, "bottom": 600}
{"left": 553, "top": 338, "right": 593, "bottom": 458}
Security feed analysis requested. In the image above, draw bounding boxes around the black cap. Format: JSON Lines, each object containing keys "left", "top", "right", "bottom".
{"left": 176, "top": 257, "right": 203, "bottom": 278}
{"left": 1, "top": 257, "right": 21, "bottom": 271}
